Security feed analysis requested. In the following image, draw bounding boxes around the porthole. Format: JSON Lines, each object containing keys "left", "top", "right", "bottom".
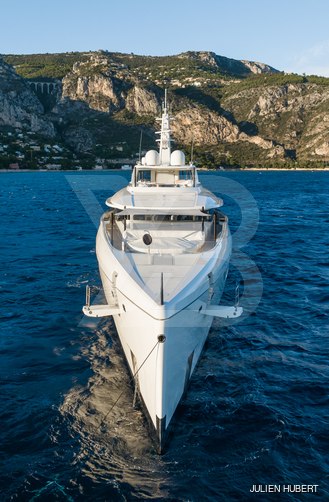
{"left": 143, "top": 233, "right": 152, "bottom": 245}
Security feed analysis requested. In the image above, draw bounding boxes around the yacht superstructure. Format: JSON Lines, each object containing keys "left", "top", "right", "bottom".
{"left": 83, "top": 92, "right": 242, "bottom": 451}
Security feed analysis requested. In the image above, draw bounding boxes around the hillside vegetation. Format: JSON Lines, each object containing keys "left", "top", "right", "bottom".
{"left": 1, "top": 50, "right": 329, "bottom": 169}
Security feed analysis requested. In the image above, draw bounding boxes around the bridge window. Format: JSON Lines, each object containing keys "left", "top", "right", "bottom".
{"left": 137, "top": 170, "right": 151, "bottom": 182}
{"left": 179, "top": 170, "right": 193, "bottom": 180}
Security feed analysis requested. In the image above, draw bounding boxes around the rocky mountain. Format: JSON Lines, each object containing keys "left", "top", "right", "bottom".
{"left": 1, "top": 50, "right": 329, "bottom": 168}
{"left": 0, "top": 59, "right": 54, "bottom": 137}
{"left": 181, "top": 51, "right": 279, "bottom": 76}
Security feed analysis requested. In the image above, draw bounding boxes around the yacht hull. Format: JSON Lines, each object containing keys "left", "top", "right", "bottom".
{"left": 97, "top": 249, "right": 229, "bottom": 451}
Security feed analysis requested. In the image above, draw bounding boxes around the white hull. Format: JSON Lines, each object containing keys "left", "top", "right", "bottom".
{"left": 96, "top": 225, "right": 231, "bottom": 450}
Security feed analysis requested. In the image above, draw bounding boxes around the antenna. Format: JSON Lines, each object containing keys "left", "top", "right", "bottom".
{"left": 190, "top": 137, "right": 194, "bottom": 165}
{"left": 138, "top": 129, "right": 143, "bottom": 163}
{"left": 164, "top": 88, "right": 168, "bottom": 111}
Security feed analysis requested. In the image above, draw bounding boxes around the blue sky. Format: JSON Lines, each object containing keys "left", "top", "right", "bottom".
{"left": 1, "top": 0, "right": 329, "bottom": 76}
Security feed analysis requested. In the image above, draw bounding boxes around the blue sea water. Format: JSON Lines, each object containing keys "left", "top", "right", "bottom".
{"left": 0, "top": 170, "right": 328, "bottom": 501}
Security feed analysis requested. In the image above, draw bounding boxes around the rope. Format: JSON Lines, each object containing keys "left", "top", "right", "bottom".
{"left": 97, "top": 339, "right": 160, "bottom": 430}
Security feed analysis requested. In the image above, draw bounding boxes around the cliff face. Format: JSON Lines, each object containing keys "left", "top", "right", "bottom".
{"left": 125, "top": 86, "right": 159, "bottom": 115}
{"left": 0, "top": 59, "right": 54, "bottom": 136}
{"left": 55, "top": 54, "right": 287, "bottom": 160}
{"left": 222, "top": 82, "right": 329, "bottom": 160}
{"left": 178, "top": 51, "right": 279, "bottom": 77}
{"left": 172, "top": 105, "right": 240, "bottom": 145}
{"left": 2, "top": 50, "right": 329, "bottom": 166}
{"left": 61, "top": 56, "right": 126, "bottom": 113}
{"left": 60, "top": 55, "right": 161, "bottom": 115}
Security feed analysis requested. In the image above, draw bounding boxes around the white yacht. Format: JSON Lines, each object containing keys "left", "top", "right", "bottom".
{"left": 83, "top": 92, "right": 242, "bottom": 452}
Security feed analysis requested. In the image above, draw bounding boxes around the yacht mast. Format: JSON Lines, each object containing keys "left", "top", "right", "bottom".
{"left": 158, "top": 89, "right": 172, "bottom": 165}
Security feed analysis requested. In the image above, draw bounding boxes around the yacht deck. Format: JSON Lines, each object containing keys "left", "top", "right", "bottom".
{"left": 103, "top": 210, "right": 225, "bottom": 255}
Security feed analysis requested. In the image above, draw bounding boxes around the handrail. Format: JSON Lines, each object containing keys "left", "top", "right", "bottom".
{"left": 110, "top": 211, "right": 114, "bottom": 246}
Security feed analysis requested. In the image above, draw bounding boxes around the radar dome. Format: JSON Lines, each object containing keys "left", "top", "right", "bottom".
{"left": 145, "top": 150, "right": 160, "bottom": 166}
{"left": 170, "top": 150, "right": 185, "bottom": 166}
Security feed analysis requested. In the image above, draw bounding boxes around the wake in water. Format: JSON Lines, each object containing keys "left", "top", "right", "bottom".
{"left": 59, "top": 320, "right": 170, "bottom": 499}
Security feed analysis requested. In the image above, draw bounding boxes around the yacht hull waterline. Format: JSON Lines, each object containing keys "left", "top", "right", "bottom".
{"left": 83, "top": 91, "right": 242, "bottom": 451}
